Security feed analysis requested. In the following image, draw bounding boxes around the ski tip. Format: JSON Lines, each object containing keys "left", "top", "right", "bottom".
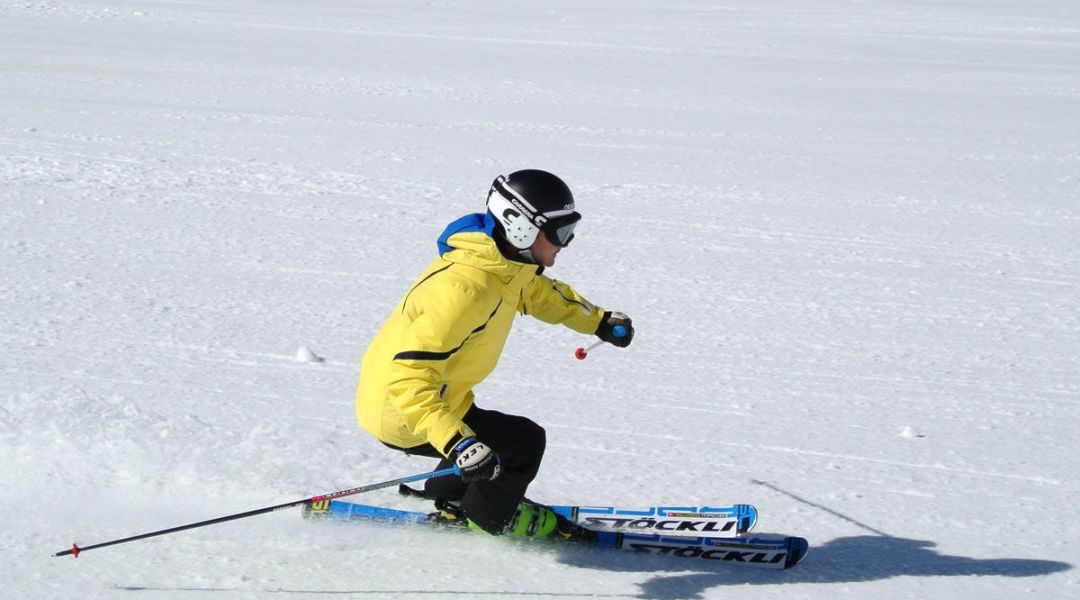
{"left": 737, "top": 504, "right": 758, "bottom": 534}
{"left": 784, "top": 537, "right": 809, "bottom": 569}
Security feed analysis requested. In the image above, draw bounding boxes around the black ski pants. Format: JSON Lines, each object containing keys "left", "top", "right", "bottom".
{"left": 391, "top": 404, "right": 546, "bottom": 534}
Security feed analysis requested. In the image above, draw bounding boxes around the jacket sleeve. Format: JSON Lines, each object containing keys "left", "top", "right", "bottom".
{"left": 518, "top": 274, "right": 605, "bottom": 335}
{"left": 385, "top": 282, "right": 487, "bottom": 456}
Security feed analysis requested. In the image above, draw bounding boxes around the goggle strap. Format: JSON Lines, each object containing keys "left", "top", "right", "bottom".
{"left": 492, "top": 177, "right": 542, "bottom": 225}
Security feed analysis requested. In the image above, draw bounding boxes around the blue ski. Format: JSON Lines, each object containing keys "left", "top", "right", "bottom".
{"left": 302, "top": 500, "right": 806, "bottom": 569}
{"left": 551, "top": 503, "right": 757, "bottom": 538}
{"left": 395, "top": 483, "right": 756, "bottom": 537}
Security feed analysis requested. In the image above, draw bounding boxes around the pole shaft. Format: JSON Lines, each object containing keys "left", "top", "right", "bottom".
{"left": 53, "top": 466, "right": 457, "bottom": 557}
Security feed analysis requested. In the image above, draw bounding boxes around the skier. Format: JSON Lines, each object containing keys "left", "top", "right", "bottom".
{"left": 356, "top": 169, "right": 634, "bottom": 539}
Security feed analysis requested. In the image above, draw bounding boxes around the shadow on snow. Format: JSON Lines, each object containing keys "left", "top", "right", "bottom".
{"left": 555, "top": 534, "right": 1071, "bottom": 599}
{"left": 111, "top": 533, "right": 1070, "bottom": 598}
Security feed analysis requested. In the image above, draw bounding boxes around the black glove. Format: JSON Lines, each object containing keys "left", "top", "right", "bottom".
{"left": 451, "top": 437, "right": 501, "bottom": 482}
{"left": 596, "top": 311, "right": 634, "bottom": 348}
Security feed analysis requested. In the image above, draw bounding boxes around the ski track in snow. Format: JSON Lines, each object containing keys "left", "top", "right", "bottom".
{"left": 2, "top": 0, "right": 1079, "bottom": 599}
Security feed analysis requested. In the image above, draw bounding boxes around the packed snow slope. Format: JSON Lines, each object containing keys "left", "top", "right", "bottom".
{"left": 2, "top": 1, "right": 1078, "bottom": 598}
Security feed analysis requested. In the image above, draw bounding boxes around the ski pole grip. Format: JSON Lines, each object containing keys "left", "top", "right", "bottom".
{"left": 612, "top": 324, "right": 628, "bottom": 338}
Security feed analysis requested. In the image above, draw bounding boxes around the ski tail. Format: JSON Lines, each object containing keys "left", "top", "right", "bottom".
{"left": 303, "top": 497, "right": 429, "bottom": 524}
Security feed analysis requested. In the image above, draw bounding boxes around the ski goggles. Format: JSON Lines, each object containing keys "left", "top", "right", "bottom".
{"left": 539, "top": 212, "right": 581, "bottom": 247}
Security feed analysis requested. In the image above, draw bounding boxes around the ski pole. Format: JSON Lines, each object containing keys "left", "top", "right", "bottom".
{"left": 53, "top": 465, "right": 458, "bottom": 558}
{"left": 574, "top": 324, "right": 628, "bottom": 360}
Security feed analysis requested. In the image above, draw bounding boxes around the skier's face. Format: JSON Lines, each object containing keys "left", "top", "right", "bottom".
{"left": 530, "top": 233, "right": 562, "bottom": 267}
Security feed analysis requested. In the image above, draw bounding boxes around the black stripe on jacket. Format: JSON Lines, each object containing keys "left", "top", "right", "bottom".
{"left": 393, "top": 298, "right": 504, "bottom": 362}
{"left": 401, "top": 263, "right": 454, "bottom": 315}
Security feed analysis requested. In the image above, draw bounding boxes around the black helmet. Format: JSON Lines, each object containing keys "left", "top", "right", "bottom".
{"left": 486, "top": 169, "right": 581, "bottom": 250}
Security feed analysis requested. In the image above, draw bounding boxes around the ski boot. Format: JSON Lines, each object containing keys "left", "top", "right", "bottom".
{"left": 487, "top": 499, "right": 597, "bottom": 542}
{"left": 409, "top": 485, "right": 596, "bottom": 542}
{"left": 427, "top": 497, "right": 469, "bottom": 528}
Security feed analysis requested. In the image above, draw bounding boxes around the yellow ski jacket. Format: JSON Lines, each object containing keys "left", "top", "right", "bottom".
{"left": 356, "top": 213, "right": 604, "bottom": 456}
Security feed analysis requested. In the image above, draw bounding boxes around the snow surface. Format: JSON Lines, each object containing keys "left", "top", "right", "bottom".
{"left": 2, "top": 0, "right": 1079, "bottom": 598}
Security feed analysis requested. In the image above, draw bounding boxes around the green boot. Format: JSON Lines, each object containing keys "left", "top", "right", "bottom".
{"left": 465, "top": 500, "right": 596, "bottom": 541}
{"left": 506, "top": 500, "right": 560, "bottom": 539}
{"left": 464, "top": 500, "right": 558, "bottom": 539}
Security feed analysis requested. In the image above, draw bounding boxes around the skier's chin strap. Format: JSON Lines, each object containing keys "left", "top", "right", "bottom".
{"left": 517, "top": 248, "right": 537, "bottom": 264}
